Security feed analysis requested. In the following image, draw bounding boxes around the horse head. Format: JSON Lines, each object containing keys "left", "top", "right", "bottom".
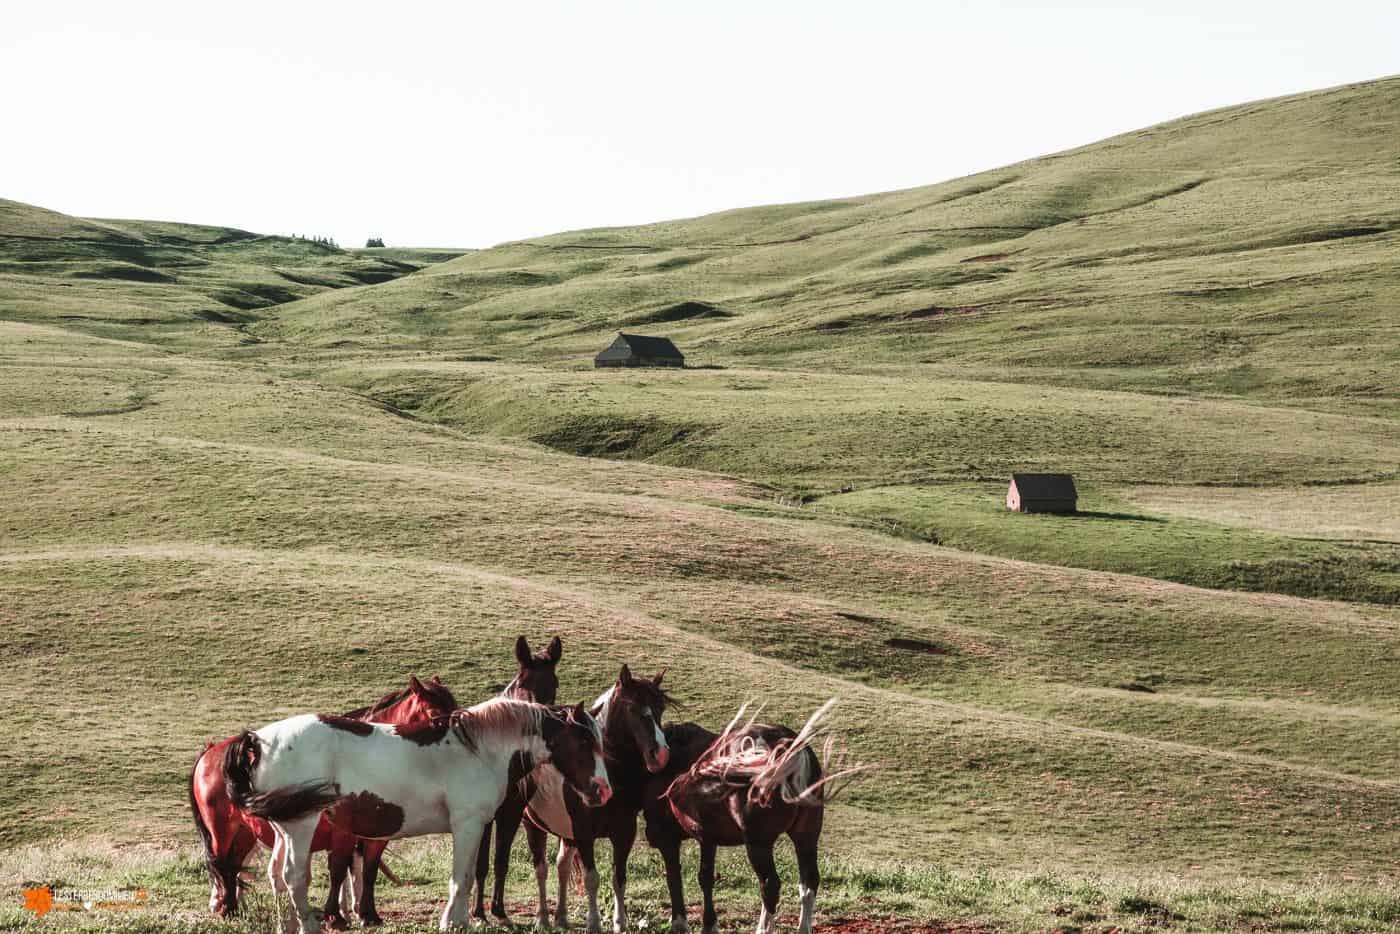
{"left": 542, "top": 702, "right": 611, "bottom": 806}
{"left": 393, "top": 675, "right": 458, "bottom": 724}
{"left": 607, "top": 664, "right": 673, "bottom": 772}
{"left": 509, "top": 634, "right": 562, "bottom": 704}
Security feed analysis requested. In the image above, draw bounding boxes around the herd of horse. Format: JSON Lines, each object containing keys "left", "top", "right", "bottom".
{"left": 189, "top": 636, "right": 858, "bottom": 933}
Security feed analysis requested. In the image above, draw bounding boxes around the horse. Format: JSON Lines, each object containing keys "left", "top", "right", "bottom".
{"left": 523, "top": 664, "right": 674, "bottom": 932}
{"left": 470, "top": 634, "right": 562, "bottom": 921}
{"left": 222, "top": 697, "right": 611, "bottom": 934}
{"left": 189, "top": 674, "right": 457, "bottom": 925}
{"left": 644, "top": 700, "right": 859, "bottom": 934}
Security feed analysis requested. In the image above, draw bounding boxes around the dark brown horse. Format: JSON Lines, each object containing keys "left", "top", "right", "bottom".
{"left": 644, "top": 700, "right": 857, "bottom": 934}
{"left": 470, "top": 634, "right": 562, "bottom": 920}
{"left": 189, "top": 675, "right": 456, "bottom": 926}
{"left": 524, "top": 665, "right": 674, "bottom": 931}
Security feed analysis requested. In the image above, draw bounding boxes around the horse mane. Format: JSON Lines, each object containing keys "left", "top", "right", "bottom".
{"left": 449, "top": 697, "right": 545, "bottom": 753}
{"left": 341, "top": 677, "right": 458, "bottom": 721}
{"left": 624, "top": 677, "right": 678, "bottom": 713}
{"left": 668, "top": 699, "right": 868, "bottom": 808}
{"left": 591, "top": 681, "right": 675, "bottom": 759}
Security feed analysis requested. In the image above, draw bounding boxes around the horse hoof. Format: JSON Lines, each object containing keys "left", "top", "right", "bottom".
{"left": 359, "top": 912, "right": 384, "bottom": 928}
{"left": 492, "top": 906, "right": 510, "bottom": 921}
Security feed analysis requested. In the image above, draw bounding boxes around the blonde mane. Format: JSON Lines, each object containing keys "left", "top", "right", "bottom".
{"left": 450, "top": 696, "right": 544, "bottom": 751}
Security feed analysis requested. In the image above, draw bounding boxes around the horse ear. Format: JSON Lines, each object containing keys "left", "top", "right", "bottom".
{"left": 618, "top": 663, "right": 633, "bottom": 685}
{"left": 409, "top": 675, "right": 424, "bottom": 693}
{"left": 652, "top": 668, "right": 667, "bottom": 685}
{"left": 515, "top": 635, "right": 532, "bottom": 667}
{"left": 573, "top": 701, "right": 587, "bottom": 721}
{"left": 546, "top": 636, "right": 562, "bottom": 663}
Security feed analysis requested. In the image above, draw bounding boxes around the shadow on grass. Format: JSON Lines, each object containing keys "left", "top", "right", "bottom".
{"left": 1068, "top": 509, "right": 1168, "bottom": 523}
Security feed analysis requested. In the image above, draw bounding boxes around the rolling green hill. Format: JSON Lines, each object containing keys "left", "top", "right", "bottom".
{"left": 261, "top": 75, "right": 1399, "bottom": 409}
{"left": 0, "top": 199, "right": 456, "bottom": 351}
{"left": 1, "top": 77, "right": 1398, "bottom": 933}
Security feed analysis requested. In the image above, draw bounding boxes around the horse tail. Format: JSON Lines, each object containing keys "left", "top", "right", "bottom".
{"left": 189, "top": 743, "right": 219, "bottom": 879}
{"left": 221, "top": 730, "right": 341, "bottom": 822}
{"left": 782, "top": 743, "right": 825, "bottom": 806}
{"left": 747, "top": 699, "right": 870, "bottom": 807}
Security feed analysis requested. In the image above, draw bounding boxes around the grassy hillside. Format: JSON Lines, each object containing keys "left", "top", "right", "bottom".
{"left": 2, "top": 76, "right": 1399, "bottom": 933}
{"left": 351, "top": 245, "right": 475, "bottom": 266}
{"left": 249, "top": 77, "right": 1400, "bottom": 609}
{"left": 260, "top": 76, "right": 1400, "bottom": 411}
{"left": 2, "top": 334, "right": 1397, "bottom": 932}
{"left": 0, "top": 199, "right": 445, "bottom": 351}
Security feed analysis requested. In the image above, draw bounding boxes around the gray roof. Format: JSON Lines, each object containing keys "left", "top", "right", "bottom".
{"left": 1010, "top": 473, "right": 1077, "bottom": 499}
{"left": 608, "top": 333, "right": 683, "bottom": 358}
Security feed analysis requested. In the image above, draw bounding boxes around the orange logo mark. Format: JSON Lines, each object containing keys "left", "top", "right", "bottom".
{"left": 22, "top": 885, "right": 54, "bottom": 917}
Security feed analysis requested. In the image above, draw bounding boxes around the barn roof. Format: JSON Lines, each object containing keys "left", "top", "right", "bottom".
{"left": 615, "top": 333, "right": 683, "bottom": 357}
{"left": 1010, "top": 473, "right": 1077, "bottom": 500}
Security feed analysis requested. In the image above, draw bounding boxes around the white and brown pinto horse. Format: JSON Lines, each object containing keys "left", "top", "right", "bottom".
{"left": 222, "top": 698, "right": 610, "bottom": 933}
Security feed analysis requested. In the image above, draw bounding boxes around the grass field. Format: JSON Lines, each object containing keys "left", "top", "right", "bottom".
{"left": 2, "top": 75, "right": 1399, "bottom": 933}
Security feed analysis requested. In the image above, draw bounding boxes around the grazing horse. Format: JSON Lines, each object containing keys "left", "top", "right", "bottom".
{"left": 188, "top": 674, "right": 457, "bottom": 924}
{"left": 644, "top": 700, "right": 858, "bottom": 934}
{"left": 223, "top": 697, "right": 611, "bottom": 934}
{"left": 470, "top": 635, "right": 563, "bottom": 921}
{"left": 525, "top": 665, "right": 673, "bottom": 932}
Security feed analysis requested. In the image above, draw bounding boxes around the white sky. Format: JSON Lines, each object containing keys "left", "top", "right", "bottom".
{"left": 3, "top": 1, "right": 1397, "bottom": 248}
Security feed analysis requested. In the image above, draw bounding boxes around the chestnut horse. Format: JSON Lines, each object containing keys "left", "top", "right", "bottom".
{"left": 524, "top": 665, "right": 674, "bottom": 931}
{"left": 189, "top": 674, "right": 456, "bottom": 925}
{"left": 222, "top": 698, "right": 611, "bottom": 934}
{"left": 470, "top": 635, "right": 562, "bottom": 920}
{"left": 644, "top": 700, "right": 859, "bottom": 934}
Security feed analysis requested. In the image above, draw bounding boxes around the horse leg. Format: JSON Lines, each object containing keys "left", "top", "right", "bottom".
{"left": 575, "top": 836, "right": 603, "bottom": 934}
{"left": 357, "top": 839, "right": 388, "bottom": 927}
{"left": 279, "top": 818, "right": 322, "bottom": 934}
{"left": 526, "top": 820, "right": 552, "bottom": 928}
{"left": 659, "top": 838, "right": 688, "bottom": 934}
{"left": 322, "top": 833, "right": 355, "bottom": 930}
{"left": 790, "top": 822, "right": 822, "bottom": 934}
{"left": 267, "top": 829, "right": 288, "bottom": 896}
{"left": 492, "top": 799, "right": 527, "bottom": 919}
{"left": 744, "top": 837, "right": 781, "bottom": 934}
{"left": 441, "top": 817, "right": 486, "bottom": 931}
{"left": 218, "top": 824, "right": 259, "bottom": 916}
{"left": 472, "top": 819, "right": 493, "bottom": 920}
{"left": 610, "top": 820, "right": 637, "bottom": 934}
{"left": 553, "top": 839, "right": 575, "bottom": 929}
{"left": 341, "top": 844, "right": 362, "bottom": 921}
{"left": 698, "top": 842, "right": 719, "bottom": 934}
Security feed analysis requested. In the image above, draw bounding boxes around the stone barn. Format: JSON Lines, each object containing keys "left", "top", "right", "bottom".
{"left": 594, "top": 332, "right": 685, "bottom": 368}
{"left": 1006, "top": 473, "right": 1078, "bottom": 513}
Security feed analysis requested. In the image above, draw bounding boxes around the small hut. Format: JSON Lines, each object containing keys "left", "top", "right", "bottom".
{"left": 1006, "top": 473, "right": 1077, "bottom": 513}
{"left": 594, "top": 332, "right": 684, "bottom": 368}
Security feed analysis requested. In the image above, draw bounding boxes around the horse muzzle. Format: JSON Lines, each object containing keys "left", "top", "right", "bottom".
{"left": 585, "top": 777, "right": 612, "bottom": 806}
{"left": 645, "top": 746, "right": 670, "bottom": 772}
